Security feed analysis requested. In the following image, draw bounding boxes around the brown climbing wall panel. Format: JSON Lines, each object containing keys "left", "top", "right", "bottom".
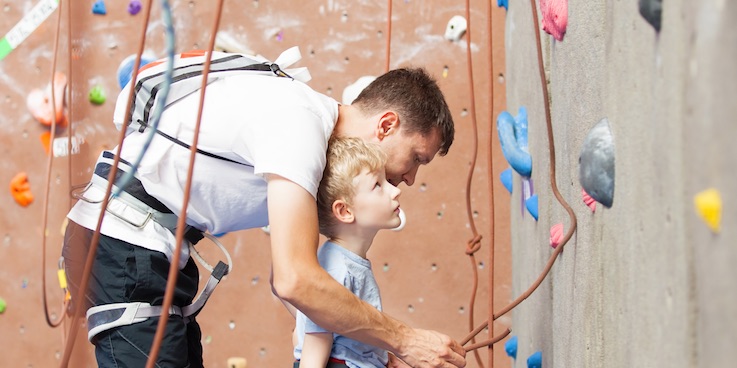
{"left": 0, "top": 1, "right": 510, "bottom": 367}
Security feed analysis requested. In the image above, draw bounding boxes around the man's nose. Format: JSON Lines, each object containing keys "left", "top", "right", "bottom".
{"left": 402, "top": 166, "right": 419, "bottom": 186}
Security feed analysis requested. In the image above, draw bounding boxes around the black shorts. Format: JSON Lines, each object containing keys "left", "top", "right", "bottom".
{"left": 63, "top": 220, "right": 203, "bottom": 368}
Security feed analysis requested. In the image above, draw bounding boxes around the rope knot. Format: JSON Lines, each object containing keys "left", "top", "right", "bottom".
{"left": 465, "top": 235, "right": 482, "bottom": 255}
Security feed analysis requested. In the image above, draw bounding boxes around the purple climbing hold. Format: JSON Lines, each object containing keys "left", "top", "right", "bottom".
{"left": 92, "top": 0, "right": 106, "bottom": 15}
{"left": 128, "top": 0, "right": 142, "bottom": 15}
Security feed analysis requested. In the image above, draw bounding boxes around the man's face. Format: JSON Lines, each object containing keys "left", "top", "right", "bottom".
{"left": 381, "top": 127, "right": 443, "bottom": 187}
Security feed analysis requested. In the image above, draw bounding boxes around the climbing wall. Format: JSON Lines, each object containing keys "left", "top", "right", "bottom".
{"left": 503, "top": 0, "right": 737, "bottom": 367}
{"left": 0, "top": 0, "right": 511, "bottom": 367}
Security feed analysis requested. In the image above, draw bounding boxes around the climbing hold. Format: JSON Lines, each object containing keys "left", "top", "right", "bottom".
{"left": 694, "top": 188, "right": 722, "bottom": 233}
{"left": 550, "top": 223, "right": 564, "bottom": 248}
{"left": 227, "top": 357, "right": 247, "bottom": 368}
{"left": 117, "top": 54, "right": 155, "bottom": 89}
{"left": 504, "top": 335, "right": 517, "bottom": 359}
{"left": 497, "top": 0, "right": 508, "bottom": 11}
{"left": 582, "top": 188, "right": 596, "bottom": 212}
{"left": 342, "top": 76, "right": 376, "bottom": 105}
{"left": 540, "top": 0, "right": 568, "bottom": 41}
{"left": 40, "top": 132, "right": 51, "bottom": 154}
{"left": 391, "top": 207, "right": 407, "bottom": 232}
{"left": 497, "top": 107, "right": 532, "bottom": 177}
{"left": 10, "top": 172, "right": 34, "bottom": 207}
{"left": 92, "top": 0, "right": 106, "bottom": 15}
{"left": 579, "top": 118, "right": 615, "bottom": 208}
{"left": 26, "top": 72, "right": 68, "bottom": 127}
{"left": 639, "top": 0, "right": 662, "bottom": 32}
{"left": 444, "top": 15, "right": 467, "bottom": 42}
{"left": 0, "top": 297, "right": 6, "bottom": 314}
{"left": 89, "top": 85, "right": 106, "bottom": 105}
{"left": 525, "top": 194, "right": 539, "bottom": 221}
{"left": 128, "top": 0, "right": 142, "bottom": 15}
{"left": 500, "top": 167, "right": 513, "bottom": 193}
{"left": 527, "top": 351, "right": 542, "bottom": 368}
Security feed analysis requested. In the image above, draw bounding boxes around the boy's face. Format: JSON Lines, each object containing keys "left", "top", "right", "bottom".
{"left": 381, "top": 127, "right": 442, "bottom": 187}
{"left": 350, "top": 168, "right": 402, "bottom": 230}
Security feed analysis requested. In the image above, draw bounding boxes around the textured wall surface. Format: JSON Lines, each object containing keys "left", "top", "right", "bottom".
{"left": 0, "top": 1, "right": 510, "bottom": 367}
{"left": 505, "top": 0, "right": 736, "bottom": 366}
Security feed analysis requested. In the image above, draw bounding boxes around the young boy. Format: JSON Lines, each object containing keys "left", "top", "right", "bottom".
{"left": 293, "top": 136, "right": 402, "bottom": 368}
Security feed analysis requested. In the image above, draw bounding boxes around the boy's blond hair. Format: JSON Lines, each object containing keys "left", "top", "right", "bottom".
{"left": 317, "top": 136, "right": 387, "bottom": 238}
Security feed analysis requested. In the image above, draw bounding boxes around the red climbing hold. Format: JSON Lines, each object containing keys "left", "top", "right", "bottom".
{"left": 582, "top": 189, "right": 596, "bottom": 212}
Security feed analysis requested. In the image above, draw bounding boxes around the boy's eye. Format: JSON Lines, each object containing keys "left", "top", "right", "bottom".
{"left": 374, "top": 182, "right": 381, "bottom": 189}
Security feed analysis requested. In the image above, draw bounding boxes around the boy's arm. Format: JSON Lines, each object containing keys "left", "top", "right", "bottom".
{"left": 298, "top": 333, "right": 333, "bottom": 368}
{"left": 266, "top": 175, "right": 466, "bottom": 368}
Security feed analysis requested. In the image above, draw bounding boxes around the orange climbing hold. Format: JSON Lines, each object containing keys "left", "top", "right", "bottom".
{"left": 10, "top": 172, "right": 34, "bottom": 207}
{"left": 26, "top": 72, "right": 68, "bottom": 127}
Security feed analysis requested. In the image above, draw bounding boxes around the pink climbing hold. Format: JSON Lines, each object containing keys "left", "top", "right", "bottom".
{"left": 582, "top": 188, "right": 596, "bottom": 212}
{"left": 550, "top": 223, "right": 564, "bottom": 248}
{"left": 540, "top": 0, "right": 568, "bottom": 41}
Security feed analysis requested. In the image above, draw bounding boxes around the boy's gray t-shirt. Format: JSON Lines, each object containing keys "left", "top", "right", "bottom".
{"left": 294, "top": 241, "right": 389, "bottom": 368}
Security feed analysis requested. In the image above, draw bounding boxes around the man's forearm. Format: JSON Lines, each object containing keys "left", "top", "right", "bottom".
{"left": 278, "top": 265, "right": 410, "bottom": 353}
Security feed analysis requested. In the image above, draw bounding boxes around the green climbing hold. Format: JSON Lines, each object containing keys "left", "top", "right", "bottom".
{"left": 0, "top": 297, "right": 6, "bottom": 314}
{"left": 89, "top": 85, "right": 106, "bottom": 105}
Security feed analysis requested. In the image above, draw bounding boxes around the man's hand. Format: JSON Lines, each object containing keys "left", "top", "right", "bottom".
{"left": 394, "top": 329, "right": 466, "bottom": 368}
{"left": 387, "top": 353, "right": 412, "bottom": 367}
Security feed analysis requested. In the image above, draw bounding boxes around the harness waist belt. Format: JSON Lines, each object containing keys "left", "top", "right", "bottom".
{"left": 94, "top": 151, "right": 204, "bottom": 244}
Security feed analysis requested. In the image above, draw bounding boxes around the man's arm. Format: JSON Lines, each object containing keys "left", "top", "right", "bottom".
{"left": 266, "top": 175, "right": 466, "bottom": 368}
{"left": 299, "top": 333, "right": 333, "bottom": 368}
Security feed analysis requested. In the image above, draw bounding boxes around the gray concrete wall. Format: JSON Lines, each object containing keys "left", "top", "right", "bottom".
{"left": 504, "top": 0, "right": 736, "bottom": 367}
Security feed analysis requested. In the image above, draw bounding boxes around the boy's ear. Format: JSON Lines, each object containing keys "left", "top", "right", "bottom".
{"left": 376, "top": 111, "right": 399, "bottom": 141}
{"left": 332, "top": 199, "right": 355, "bottom": 224}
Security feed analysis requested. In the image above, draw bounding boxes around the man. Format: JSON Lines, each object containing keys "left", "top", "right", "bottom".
{"left": 63, "top": 49, "right": 465, "bottom": 367}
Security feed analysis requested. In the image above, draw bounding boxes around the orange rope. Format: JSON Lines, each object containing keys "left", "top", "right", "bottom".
{"left": 460, "top": 0, "right": 484, "bottom": 366}
{"left": 485, "top": 0, "right": 498, "bottom": 366}
{"left": 144, "top": 0, "right": 226, "bottom": 365}
{"left": 58, "top": 0, "right": 155, "bottom": 365}
{"left": 385, "top": 0, "right": 392, "bottom": 73}
{"left": 40, "top": 0, "right": 66, "bottom": 329}
{"left": 462, "top": 0, "right": 579, "bottom": 345}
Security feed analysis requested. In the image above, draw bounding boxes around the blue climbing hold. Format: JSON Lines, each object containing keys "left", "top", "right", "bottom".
{"left": 497, "top": 107, "right": 532, "bottom": 177}
{"left": 504, "top": 335, "right": 518, "bottom": 359}
{"left": 500, "top": 167, "right": 513, "bottom": 193}
{"left": 527, "top": 351, "right": 542, "bottom": 368}
{"left": 92, "top": 0, "right": 107, "bottom": 15}
{"left": 525, "top": 194, "right": 539, "bottom": 220}
{"left": 497, "top": 0, "right": 508, "bottom": 11}
{"left": 117, "top": 54, "right": 155, "bottom": 89}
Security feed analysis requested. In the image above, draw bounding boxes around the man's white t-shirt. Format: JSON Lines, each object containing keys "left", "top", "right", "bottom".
{"left": 67, "top": 73, "right": 338, "bottom": 267}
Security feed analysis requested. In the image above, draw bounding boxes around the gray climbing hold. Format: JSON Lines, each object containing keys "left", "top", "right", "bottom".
{"left": 639, "top": 0, "right": 662, "bottom": 32}
{"left": 579, "top": 118, "right": 615, "bottom": 208}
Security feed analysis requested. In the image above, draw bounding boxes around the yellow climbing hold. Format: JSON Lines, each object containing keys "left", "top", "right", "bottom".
{"left": 694, "top": 188, "right": 721, "bottom": 233}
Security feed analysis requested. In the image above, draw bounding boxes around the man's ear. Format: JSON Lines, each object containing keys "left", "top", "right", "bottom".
{"left": 332, "top": 199, "right": 355, "bottom": 224}
{"left": 376, "top": 111, "right": 399, "bottom": 141}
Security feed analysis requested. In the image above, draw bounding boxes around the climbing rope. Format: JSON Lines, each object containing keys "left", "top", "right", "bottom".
{"left": 58, "top": 0, "right": 159, "bottom": 365}
{"left": 462, "top": 0, "right": 579, "bottom": 344}
{"left": 144, "top": 0, "right": 225, "bottom": 365}
{"left": 40, "top": 0, "right": 67, "bottom": 330}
